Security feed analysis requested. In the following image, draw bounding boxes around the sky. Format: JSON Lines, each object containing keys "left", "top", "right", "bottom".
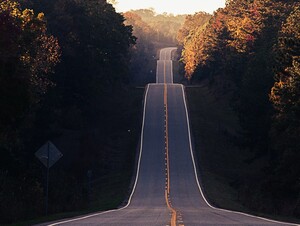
{"left": 113, "top": 0, "right": 226, "bottom": 15}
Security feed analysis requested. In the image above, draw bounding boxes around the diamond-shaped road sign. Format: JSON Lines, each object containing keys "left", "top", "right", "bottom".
{"left": 35, "top": 141, "right": 63, "bottom": 168}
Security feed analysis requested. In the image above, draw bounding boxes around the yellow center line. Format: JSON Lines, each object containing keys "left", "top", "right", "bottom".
{"left": 164, "top": 84, "right": 170, "bottom": 194}
{"left": 164, "top": 61, "right": 166, "bottom": 84}
{"left": 164, "top": 61, "right": 180, "bottom": 226}
{"left": 164, "top": 84, "right": 176, "bottom": 226}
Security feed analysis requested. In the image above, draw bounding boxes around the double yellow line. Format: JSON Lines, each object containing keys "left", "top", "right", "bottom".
{"left": 163, "top": 61, "right": 178, "bottom": 226}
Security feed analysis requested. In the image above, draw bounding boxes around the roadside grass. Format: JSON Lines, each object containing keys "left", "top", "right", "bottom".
{"left": 186, "top": 85, "right": 300, "bottom": 224}
{"left": 2, "top": 173, "right": 128, "bottom": 226}
{"left": 168, "top": 50, "right": 299, "bottom": 224}
{"left": 186, "top": 85, "right": 246, "bottom": 208}
{"left": 171, "top": 49, "right": 185, "bottom": 85}
{"left": 172, "top": 60, "right": 180, "bottom": 84}
{"left": 2, "top": 172, "right": 130, "bottom": 226}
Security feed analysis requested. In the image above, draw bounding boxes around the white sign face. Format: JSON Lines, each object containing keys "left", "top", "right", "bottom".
{"left": 35, "top": 141, "right": 63, "bottom": 168}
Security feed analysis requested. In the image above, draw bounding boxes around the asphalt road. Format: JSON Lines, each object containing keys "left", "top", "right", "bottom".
{"left": 41, "top": 48, "right": 297, "bottom": 226}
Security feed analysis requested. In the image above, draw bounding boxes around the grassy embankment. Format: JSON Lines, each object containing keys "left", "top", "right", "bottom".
{"left": 172, "top": 50, "right": 245, "bottom": 210}
{"left": 186, "top": 86, "right": 300, "bottom": 224}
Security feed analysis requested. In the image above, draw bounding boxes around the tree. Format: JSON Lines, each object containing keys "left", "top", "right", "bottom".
{"left": 177, "top": 12, "right": 211, "bottom": 79}
{"left": 0, "top": 0, "right": 60, "bottom": 148}
{"left": 129, "top": 8, "right": 186, "bottom": 44}
{"left": 268, "top": 7, "right": 300, "bottom": 212}
{"left": 26, "top": 0, "right": 136, "bottom": 128}
{"left": 178, "top": 0, "right": 300, "bottom": 217}
{"left": 123, "top": 11, "right": 156, "bottom": 84}
{"left": 0, "top": 1, "right": 60, "bottom": 223}
{"left": 177, "top": 12, "right": 211, "bottom": 45}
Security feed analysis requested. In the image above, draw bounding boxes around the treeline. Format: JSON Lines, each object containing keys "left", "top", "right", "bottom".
{"left": 179, "top": 0, "right": 300, "bottom": 218}
{"left": 128, "top": 9, "right": 186, "bottom": 44}
{"left": 123, "top": 11, "right": 156, "bottom": 85}
{"left": 177, "top": 11, "right": 212, "bottom": 80}
{"left": 0, "top": 0, "right": 143, "bottom": 224}
{"left": 123, "top": 9, "right": 186, "bottom": 85}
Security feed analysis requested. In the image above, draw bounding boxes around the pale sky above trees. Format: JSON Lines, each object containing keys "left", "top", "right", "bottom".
{"left": 113, "top": 0, "right": 226, "bottom": 15}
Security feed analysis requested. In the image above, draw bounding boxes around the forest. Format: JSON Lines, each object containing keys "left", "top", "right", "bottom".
{"left": 1, "top": 0, "right": 300, "bottom": 224}
{"left": 178, "top": 0, "right": 300, "bottom": 219}
{"left": 0, "top": 0, "right": 140, "bottom": 224}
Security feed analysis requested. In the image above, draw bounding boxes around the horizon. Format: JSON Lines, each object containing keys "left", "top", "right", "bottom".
{"left": 113, "top": 0, "right": 226, "bottom": 15}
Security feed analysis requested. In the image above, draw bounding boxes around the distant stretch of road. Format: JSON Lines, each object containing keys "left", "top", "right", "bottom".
{"left": 40, "top": 48, "right": 296, "bottom": 226}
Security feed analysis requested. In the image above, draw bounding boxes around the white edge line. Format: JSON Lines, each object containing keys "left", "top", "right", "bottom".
{"left": 169, "top": 47, "right": 177, "bottom": 84}
{"left": 47, "top": 85, "right": 151, "bottom": 226}
{"left": 156, "top": 60, "right": 159, "bottom": 84}
{"left": 156, "top": 47, "right": 161, "bottom": 83}
{"left": 180, "top": 84, "right": 298, "bottom": 226}
{"left": 170, "top": 60, "right": 174, "bottom": 84}
{"left": 157, "top": 49, "right": 164, "bottom": 84}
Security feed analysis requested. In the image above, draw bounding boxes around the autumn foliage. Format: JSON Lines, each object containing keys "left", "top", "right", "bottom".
{"left": 177, "top": 12, "right": 211, "bottom": 79}
{"left": 179, "top": 0, "right": 300, "bottom": 218}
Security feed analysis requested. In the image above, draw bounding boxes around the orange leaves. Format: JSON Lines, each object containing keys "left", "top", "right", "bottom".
{"left": 21, "top": 9, "right": 47, "bottom": 33}
{"left": 180, "top": 0, "right": 299, "bottom": 82}
{"left": 31, "top": 35, "right": 61, "bottom": 76}
{"left": 270, "top": 5, "right": 300, "bottom": 123}
{"left": 177, "top": 12, "right": 211, "bottom": 45}
{"left": 212, "top": 12, "right": 225, "bottom": 32}
{"left": 179, "top": 0, "right": 268, "bottom": 80}
{"left": 211, "top": 0, "right": 264, "bottom": 53}
{"left": 0, "top": 0, "right": 21, "bottom": 18}
{"left": 21, "top": 9, "right": 34, "bottom": 23}
{"left": 270, "top": 58, "right": 300, "bottom": 121}
{"left": 270, "top": 79, "right": 285, "bottom": 109}
{"left": 0, "top": 0, "right": 61, "bottom": 95}
{"left": 178, "top": 12, "right": 211, "bottom": 79}
{"left": 226, "top": 18, "right": 255, "bottom": 52}
{"left": 224, "top": 1, "right": 263, "bottom": 52}
{"left": 281, "top": 6, "right": 300, "bottom": 39}
{"left": 123, "top": 11, "right": 154, "bottom": 38}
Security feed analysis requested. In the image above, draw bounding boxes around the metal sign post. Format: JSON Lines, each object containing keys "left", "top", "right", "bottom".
{"left": 87, "top": 170, "right": 93, "bottom": 203}
{"left": 35, "top": 141, "right": 63, "bottom": 215}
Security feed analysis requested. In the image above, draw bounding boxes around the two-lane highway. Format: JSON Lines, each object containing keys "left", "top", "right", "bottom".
{"left": 40, "top": 48, "right": 297, "bottom": 226}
